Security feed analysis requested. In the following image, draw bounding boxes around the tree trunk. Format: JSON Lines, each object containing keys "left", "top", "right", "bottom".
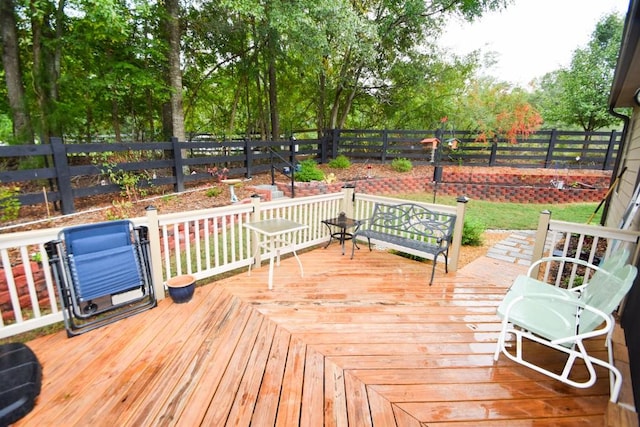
{"left": 338, "top": 64, "right": 363, "bottom": 129}
{"left": 267, "top": 29, "right": 279, "bottom": 141}
{"left": 112, "top": 99, "right": 121, "bottom": 142}
{"left": 165, "top": 0, "right": 185, "bottom": 142}
{"left": 29, "top": 0, "right": 62, "bottom": 140}
{"left": 317, "top": 56, "right": 327, "bottom": 137}
{"left": 0, "top": 0, "right": 34, "bottom": 144}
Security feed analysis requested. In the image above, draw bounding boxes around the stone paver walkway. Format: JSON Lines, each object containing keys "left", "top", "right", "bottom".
{"left": 486, "top": 230, "right": 537, "bottom": 266}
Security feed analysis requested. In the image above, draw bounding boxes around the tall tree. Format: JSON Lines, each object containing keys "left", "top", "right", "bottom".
{"left": 163, "top": 0, "right": 185, "bottom": 141}
{"left": 455, "top": 77, "right": 542, "bottom": 143}
{"left": 533, "top": 13, "right": 624, "bottom": 132}
{"left": 0, "top": 0, "right": 34, "bottom": 144}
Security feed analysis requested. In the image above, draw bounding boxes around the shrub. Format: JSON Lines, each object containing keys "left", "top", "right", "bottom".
{"left": 328, "top": 155, "right": 351, "bottom": 169}
{"left": 205, "top": 187, "right": 222, "bottom": 197}
{"left": 92, "top": 152, "right": 152, "bottom": 201}
{"left": 391, "top": 158, "right": 412, "bottom": 172}
{"left": 294, "top": 159, "right": 325, "bottom": 182}
{"left": 462, "top": 218, "right": 485, "bottom": 246}
{"left": 0, "top": 184, "right": 21, "bottom": 222}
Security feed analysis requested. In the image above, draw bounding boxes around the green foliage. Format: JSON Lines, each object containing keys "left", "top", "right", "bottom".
{"left": 205, "top": 187, "right": 222, "bottom": 197}
{"left": 462, "top": 218, "right": 485, "bottom": 246}
{"left": 31, "top": 252, "right": 42, "bottom": 263}
{"left": 532, "top": 13, "right": 624, "bottom": 131}
{"left": 328, "top": 155, "right": 351, "bottom": 169}
{"left": 93, "top": 152, "right": 152, "bottom": 201}
{"left": 105, "top": 200, "right": 133, "bottom": 220}
{"left": 391, "top": 158, "right": 413, "bottom": 173}
{"left": 0, "top": 115, "right": 12, "bottom": 145}
{"left": 1, "top": 0, "right": 509, "bottom": 143}
{"left": 452, "top": 78, "right": 542, "bottom": 144}
{"left": 294, "top": 159, "right": 325, "bottom": 182}
{"left": 0, "top": 184, "right": 21, "bottom": 222}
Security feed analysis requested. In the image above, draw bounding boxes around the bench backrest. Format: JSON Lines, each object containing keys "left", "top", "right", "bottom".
{"left": 367, "top": 203, "right": 456, "bottom": 244}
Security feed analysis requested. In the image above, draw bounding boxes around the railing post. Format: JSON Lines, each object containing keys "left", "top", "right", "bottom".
{"left": 145, "top": 206, "right": 166, "bottom": 301}
{"left": 250, "top": 195, "right": 262, "bottom": 267}
{"left": 341, "top": 184, "right": 355, "bottom": 218}
{"left": 50, "top": 136, "right": 75, "bottom": 214}
{"left": 290, "top": 139, "right": 296, "bottom": 198}
{"left": 171, "top": 137, "right": 185, "bottom": 193}
{"left": 531, "top": 210, "right": 552, "bottom": 278}
{"left": 449, "top": 196, "right": 469, "bottom": 273}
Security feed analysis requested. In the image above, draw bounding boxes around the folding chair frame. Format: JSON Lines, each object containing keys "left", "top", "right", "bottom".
{"left": 45, "top": 220, "right": 157, "bottom": 337}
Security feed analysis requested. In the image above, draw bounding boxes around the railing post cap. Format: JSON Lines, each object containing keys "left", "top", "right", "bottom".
{"left": 456, "top": 196, "right": 470, "bottom": 203}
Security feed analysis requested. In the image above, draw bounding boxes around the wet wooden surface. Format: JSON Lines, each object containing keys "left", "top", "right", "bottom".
{"left": 18, "top": 247, "right": 613, "bottom": 426}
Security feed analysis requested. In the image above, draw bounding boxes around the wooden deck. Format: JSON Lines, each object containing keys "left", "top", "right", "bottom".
{"left": 17, "top": 247, "right": 616, "bottom": 426}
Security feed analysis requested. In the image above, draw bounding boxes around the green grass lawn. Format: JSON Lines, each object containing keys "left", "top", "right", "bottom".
{"left": 397, "top": 194, "right": 603, "bottom": 230}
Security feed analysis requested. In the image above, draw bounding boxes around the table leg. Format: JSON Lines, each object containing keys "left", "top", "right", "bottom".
{"left": 268, "top": 237, "right": 275, "bottom": 290}
{"left": 322, "top": 222, "right": 334, "bottom": 249}
{"left": 291, "top": 235, "right": 304, "bottom": 277}
{"left": 247, "top": 238, "right": 260, "bottom": 277}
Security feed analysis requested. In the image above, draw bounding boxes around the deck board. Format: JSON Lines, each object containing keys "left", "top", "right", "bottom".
{"left": 15, "top": 248, "right": 615, "bottom": 426}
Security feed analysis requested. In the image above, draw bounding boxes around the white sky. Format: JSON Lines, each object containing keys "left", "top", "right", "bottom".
{"left": 438, "top": 0, "right": 630, "bottom": 87}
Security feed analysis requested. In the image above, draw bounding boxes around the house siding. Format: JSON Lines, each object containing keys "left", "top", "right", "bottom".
{"left": 607, "top": 107, "right": 640, "bottom": 231}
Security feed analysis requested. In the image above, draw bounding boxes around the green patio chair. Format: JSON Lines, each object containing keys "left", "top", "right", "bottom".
{"left": 494, "top": 249, "right": 637, "bottom": 403}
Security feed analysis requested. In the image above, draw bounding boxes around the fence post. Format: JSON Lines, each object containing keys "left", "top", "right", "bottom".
{"left": 50, "top": 137, "right": 75, "bottom": 215}
{"left": 145, "top": 206, "right": 165, "bottom": 301}
{"left": 381, "top": 129, "right": 388, "bottom": 163}
{"left": 489, "top": 142, "right": 498, "bottom": 166}
{"left": 448, "top": 196, "right": 469, "bottom": 273}
{"left": 332, "top": 129, "right": 339, "bottom": 159}
{"left": 544, "top": 129, "right": 558, "bottom": 168}
{"left": 244, "top": 139, "right": 253, "bottom": 178}
{"left": 171, "top": 137, "right": 185, "bottom": 193}
{"left": 290, "top": 139, "right": 296, "bottom": 198}
{"left": 603, "top": 130, "right": 618, "bottom": 171}
{"left": 530, "top": 210, "right": 552, "bottom": 278}
{"left": 320, "top": 131, "right": 329, "bottom": 164}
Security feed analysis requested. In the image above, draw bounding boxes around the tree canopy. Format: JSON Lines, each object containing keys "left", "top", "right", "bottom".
{"left": 0, "top": 1, "right": 625, "bottom": 146}
{"left": 0, "top": 0, "right": 509, "bottom": 144}
{"left": 531, "top": 13, "right": 624, "bottom": 132}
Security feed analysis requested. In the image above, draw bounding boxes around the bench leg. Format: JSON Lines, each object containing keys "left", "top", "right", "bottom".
{"left": 429, "top": 260, "right": 436, "bottom": 285}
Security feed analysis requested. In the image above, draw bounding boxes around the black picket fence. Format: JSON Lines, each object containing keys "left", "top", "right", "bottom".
{"left": 0, "top": 128, "right": 622, "bottom": 215}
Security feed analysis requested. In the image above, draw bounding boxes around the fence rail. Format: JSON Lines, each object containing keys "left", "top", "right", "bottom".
{"left": 0, "top": 129, "right": 621, "bottom": 215}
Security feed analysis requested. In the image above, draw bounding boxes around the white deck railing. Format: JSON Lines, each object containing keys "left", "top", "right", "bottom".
{"left": 0, "top": 188, "right": 467, "bottom": 339}
{"left": 0, "top": 189, "right": 356, "bottom": 338}
{"left": 531, "top": 211, "right": 640, "bottom": 287}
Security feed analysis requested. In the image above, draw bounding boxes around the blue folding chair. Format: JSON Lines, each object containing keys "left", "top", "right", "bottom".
{"left": 46, "top": 220, "right": 156, "bottom": 337}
